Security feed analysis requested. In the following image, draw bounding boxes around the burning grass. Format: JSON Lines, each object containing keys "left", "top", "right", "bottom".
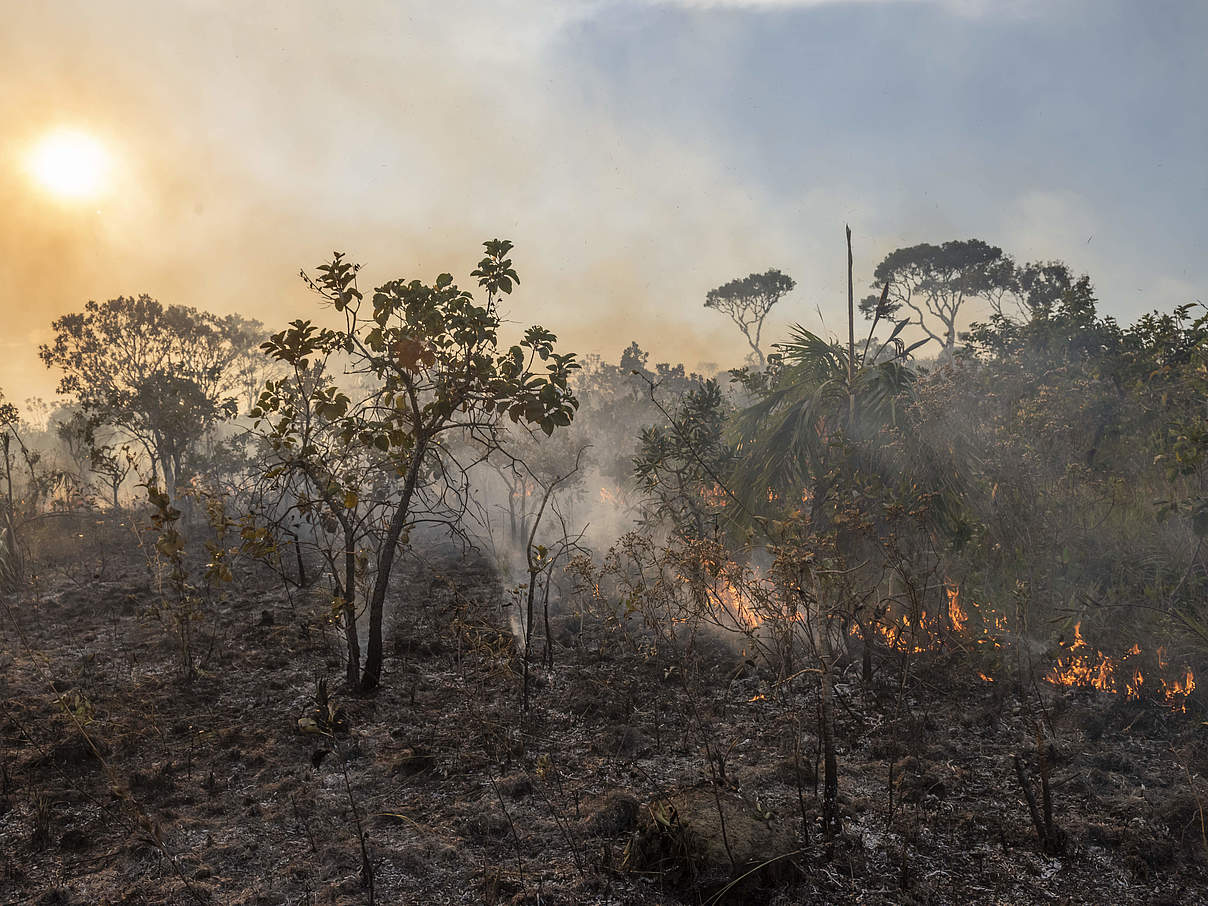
{"left": 678, "top": 556, "right": 1199, "bottom": 715}
{"left": 3, "top": 532, "right": 1207, "bottom": 904}
{"left": 1045, "top": 624, "right": 1196, "bottom": 712}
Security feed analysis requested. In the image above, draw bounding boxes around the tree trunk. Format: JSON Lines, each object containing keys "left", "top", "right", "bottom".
{"left": 360, "top": 441, "right": 425, "bottom": 692}
{"left": 2, "top": 434, "right": 12, "bottom": 515}
{"left": 341, "top": 525, "right": 361, "bottom": 688}
{"left": 158, "top": 452, "right": 173, "bottom": 497}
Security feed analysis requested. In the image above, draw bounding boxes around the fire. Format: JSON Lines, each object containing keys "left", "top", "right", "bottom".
{"left": 1046, "top": 622, "right": 1122, "bottom": 693}
{"left": 1046, "top": 627, "right": 1195, "bottom": 711}
{"left": 852, "top": 582, "right": 984, "bottom": 655}
{"left": 1156, "top": 647, "right": 1197, "bottom": 712}
{"left": 711, "top": 574, "right": 764, "bottom": 631}
{"left": 1161, "top": 668, "right": 1196, "bottom": 712}
{"left": 681, "top": 560, "right": 1198, "bottom": 715}
{"left": 599, "top": 486, "right": 620, "bottom": 504}
{"left": 856, "top": 583, "right": 1195, "bottom": 713}
{"left": 680, "top": 558, "right": 771, "bottom": 632}
{"left": 946, "top": 580, "right": 966, "bottom": 633}
{"left": 862, "top": 609, "right": 943, "bottom": 654}
{"left": 755, "top": 486, "right": 811, "bottom": 505}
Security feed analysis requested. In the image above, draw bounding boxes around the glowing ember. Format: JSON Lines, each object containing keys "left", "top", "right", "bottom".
{"left": 859, "top": 608, "right": 943, "bottom": 654}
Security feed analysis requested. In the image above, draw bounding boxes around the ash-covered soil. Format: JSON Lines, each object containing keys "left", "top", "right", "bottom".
{"left": 1, "top": 538, "right": 1206, "bottom": 905}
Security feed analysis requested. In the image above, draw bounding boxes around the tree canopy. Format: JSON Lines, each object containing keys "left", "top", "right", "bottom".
{"left": 705, "top": 268, "right": 796, "bottom": 367}
{"left": 859, "top": 239, "right": 1012, "bottom": 353}
{"left": 39, "top": 296, "right": 263, "bottom": 495}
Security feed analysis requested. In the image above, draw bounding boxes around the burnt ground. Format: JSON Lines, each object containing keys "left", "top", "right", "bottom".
{"left": 1, "top": 531, "right": 1206, "bottom": 905}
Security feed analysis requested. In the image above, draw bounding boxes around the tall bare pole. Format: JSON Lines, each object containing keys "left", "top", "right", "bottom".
{"left": 846, "top": 225, "right": 856, "bottom": 424}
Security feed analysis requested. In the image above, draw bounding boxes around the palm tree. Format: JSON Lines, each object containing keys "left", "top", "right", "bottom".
{"left": 727, "top": 292, "right": 924, "bottom": 848}
{"left": 729, "top": 313, "right": 920, "bottom": 515}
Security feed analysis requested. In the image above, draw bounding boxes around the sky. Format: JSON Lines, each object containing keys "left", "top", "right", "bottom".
{"left": 1, "top": 0, "right": 1204, "bottom": 405}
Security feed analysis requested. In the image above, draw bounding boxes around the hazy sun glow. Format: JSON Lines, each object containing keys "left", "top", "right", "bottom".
{"left": 26, "top": 128, "right": 110, "bottom": 200}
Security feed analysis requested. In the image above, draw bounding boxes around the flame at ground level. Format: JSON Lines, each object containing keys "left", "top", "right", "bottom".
{"left": 686, "top": 566, "right": 1197, "bottom": 713}
{"left": 1045, "top": 622, "right": 1194, "bottom": 711}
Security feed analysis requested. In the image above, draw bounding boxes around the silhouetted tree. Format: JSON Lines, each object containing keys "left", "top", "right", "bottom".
{"left": 859, "top": 240, "right": 1013, "bottom": 353}
{"left": 1013, "top": 260, "right": 1077, "bottom": 319}
{"left": 705, "top": 269, "right": 796, "bottom": 367}
{"left": 40, "top": 296, "right": 263, "bottom": 496}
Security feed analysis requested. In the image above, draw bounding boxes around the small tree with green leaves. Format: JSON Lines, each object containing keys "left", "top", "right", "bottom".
{"left": 254, "top": 240, "right": 580, "bottom": 691}
{"left": 633, "top": 379, "right": 735, "bottom": 541}
{"left": 248, "top": 352, "right": 379, "bottom": 688}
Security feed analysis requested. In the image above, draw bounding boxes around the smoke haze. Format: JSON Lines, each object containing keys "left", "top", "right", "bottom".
{"left": 1, "top": 0, "right": 1203, "bottom": 403}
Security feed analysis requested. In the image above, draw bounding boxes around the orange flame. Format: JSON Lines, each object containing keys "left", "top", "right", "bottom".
{"left": 1158, "top": 648, "right": 1196, "bottom": 712}
{"left": 1046, "top": 629, "right": 1194, "bottom": 711}
{"left": 946, "top": 580, "right": 967, "bottom": 633}
{"left": 859, "top": 609, "right": 943, "bottom": 654}
{"left": 711, "top": 574, "right": 763, "bottom": 631}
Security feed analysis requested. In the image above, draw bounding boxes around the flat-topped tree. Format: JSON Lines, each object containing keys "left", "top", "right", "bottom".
{"left": 254, "top": 239, "right": 580, "bottom": 691}
{"left": 705, "top": 269, "right": 796, "bottom": 368}
{"left": 859, "top": 239, "right": 1014, "bottom": 354}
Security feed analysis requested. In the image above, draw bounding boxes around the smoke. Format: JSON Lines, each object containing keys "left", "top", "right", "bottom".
{"left": 2, "top": 0, "right": 1201, "bottom": 413}
{"left": 0, "top": 0, "right": 935, "bottom": 412}
{"left": 0, "top": 1, "right": 800, "bottom": 403}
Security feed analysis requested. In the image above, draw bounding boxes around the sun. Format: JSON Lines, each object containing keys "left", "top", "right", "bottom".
{"left": 26, "top": 128, "right": 111, "bottom": 201}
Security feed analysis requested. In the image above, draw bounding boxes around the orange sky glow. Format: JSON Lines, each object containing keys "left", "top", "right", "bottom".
{"left": 2, "top": 1, "right": 1202, "bottom": 411}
